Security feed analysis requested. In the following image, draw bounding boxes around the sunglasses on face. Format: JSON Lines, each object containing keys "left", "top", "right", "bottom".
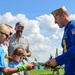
{"left": 10, "top": 32, "right": 13, "bottom": 35}
{"left": 0, "top": 32, "right": 9, "bottom": 38}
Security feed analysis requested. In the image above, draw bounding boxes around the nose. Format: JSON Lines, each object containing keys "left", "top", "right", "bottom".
{"left": 55, "top": 19, "right": 58, "bottom": 24}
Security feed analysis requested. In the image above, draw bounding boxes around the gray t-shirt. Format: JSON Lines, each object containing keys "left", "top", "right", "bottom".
{"left": 8, "top": 34, "right": 30, "bottom": 56}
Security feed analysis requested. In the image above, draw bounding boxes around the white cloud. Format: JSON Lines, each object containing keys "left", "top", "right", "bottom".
{"left": 36, "top": 14, "right": 59, "bottom": 32}
{"left": 24, "top": 20, "right": 40, "bottom": 35}
{"left": 50, "top": 34, "right": 58, "bottom": 40}
{"left": 0, "top": 12, "right": 15, "bottom": 24}
{"left": 70, "top": 14, "right": 75, "bottom": 20}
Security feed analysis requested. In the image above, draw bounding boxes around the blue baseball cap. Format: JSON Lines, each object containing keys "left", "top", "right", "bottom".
{"left": 15, "top": 22, "right": 24, "bottom": 27}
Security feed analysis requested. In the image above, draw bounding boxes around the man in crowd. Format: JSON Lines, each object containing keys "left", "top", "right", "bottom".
{"left": 0, "top": 24, "right": 34, "bottom": 75}
{"left": 8, "top": 22, "right": 32, "bottom": 75}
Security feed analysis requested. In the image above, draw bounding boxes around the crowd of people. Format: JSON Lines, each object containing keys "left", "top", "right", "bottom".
{"left": 0, "top": 5, "right": 75, "bottom": 75}
{"left": 0, "top": 23, "right": 34, "bottom": 75}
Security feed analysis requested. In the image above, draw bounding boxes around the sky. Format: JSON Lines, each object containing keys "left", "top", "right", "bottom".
{"left": 0, "top": 0, "right": 75, "bottom": 63}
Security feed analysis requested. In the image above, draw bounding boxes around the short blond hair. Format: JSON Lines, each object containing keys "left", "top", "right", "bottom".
{"left": 0, "top": 24, "right": 13, "bottom": 35}
{"left": 52, "top": 6, "right": 69, "bottom": 17}
{"left": 0, "top": 24, "right": 9, "bottom": 33}
{"left": 5, "top": 24, "right": 13, "bottom": 29}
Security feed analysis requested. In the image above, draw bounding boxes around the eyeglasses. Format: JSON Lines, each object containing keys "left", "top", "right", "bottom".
{"left": 0, "top": 32, "right": 9, "bottom": 38}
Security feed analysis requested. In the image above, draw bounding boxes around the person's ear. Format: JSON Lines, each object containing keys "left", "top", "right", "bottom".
{"left": 62, "top": 13, "right": 66, "bottom": 17}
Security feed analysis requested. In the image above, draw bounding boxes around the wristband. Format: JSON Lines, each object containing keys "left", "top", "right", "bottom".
{"left": 17, "top": 64, "right": 28, "bottom": 71}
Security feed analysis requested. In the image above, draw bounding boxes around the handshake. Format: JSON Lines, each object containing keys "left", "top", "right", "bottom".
{"left": 42, "top": 58, "right": 58, "bottom": 68}
{"left": 17, "top": 58, "right": 58, "bottom": 71}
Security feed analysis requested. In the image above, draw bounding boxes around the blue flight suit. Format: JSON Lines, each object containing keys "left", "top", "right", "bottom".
{"left": 56, "top": 20, "right": 75, "bottom": 75}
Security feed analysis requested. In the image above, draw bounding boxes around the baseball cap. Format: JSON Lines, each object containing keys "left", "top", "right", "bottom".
{"left": 51, "top": 6, "right": 69, "bottom": 17}
{"left": 15, "top": 22, "right": 24, "bottom": 27}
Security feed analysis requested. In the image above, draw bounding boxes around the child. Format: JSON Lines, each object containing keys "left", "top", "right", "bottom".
{"left": 8, "top": 47, "right": 25, "bottom": 75}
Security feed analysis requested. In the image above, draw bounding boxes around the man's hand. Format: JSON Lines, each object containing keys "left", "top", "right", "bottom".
{"left": 43, "top": 58, "right": 58, "bottom": 68}
{"left": 49, "top": 58, "right": 58, "bottom": 67}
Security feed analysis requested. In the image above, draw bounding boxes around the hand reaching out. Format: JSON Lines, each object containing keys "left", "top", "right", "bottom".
{"left": 43, "top": 58, "right": 58, "bottom": 68}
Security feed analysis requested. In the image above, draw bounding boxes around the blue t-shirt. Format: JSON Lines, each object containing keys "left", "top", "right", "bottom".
{"left": 0, "top": 46, "right": 6, "bottom": 75}
{"left": 9, "top": 61, "right": 23, "bottom": 68}
{"left": 56, "top": 20, "right": 75, "bottom": 75}
{"left": 9, "top": 61, "right": 24, "bottom": 74}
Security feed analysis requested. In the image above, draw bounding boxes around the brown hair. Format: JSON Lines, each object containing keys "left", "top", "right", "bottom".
{"left": 13, "top": 47, "right": 25, "bottom": 56}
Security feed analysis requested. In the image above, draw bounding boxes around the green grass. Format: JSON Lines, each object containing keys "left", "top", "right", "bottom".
{"left": 30, "top": 69, "right": 64, "bottom": 75}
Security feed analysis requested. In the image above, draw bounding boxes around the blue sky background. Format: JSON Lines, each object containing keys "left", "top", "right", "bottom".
{"left": 0, "top": 0, "right": 75, "bottom": 62}
{"left": 0, "top": 0, "right": 75, "bottom": 19}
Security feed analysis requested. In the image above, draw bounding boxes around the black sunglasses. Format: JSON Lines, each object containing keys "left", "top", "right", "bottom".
{"left": 0, "top": 32, "right": 9, "bottom": 38}
{"left": 10, "top": 32, "right": 13, "bottom": 35}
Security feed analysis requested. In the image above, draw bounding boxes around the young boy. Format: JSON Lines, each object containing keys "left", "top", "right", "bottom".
{"left": 8, "top": 47, "right": 26, "bottom": 75}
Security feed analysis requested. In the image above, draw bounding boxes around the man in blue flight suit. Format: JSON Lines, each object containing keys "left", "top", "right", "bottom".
{"left": 44, "top": 6, "right": 75, "bottom": 75}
